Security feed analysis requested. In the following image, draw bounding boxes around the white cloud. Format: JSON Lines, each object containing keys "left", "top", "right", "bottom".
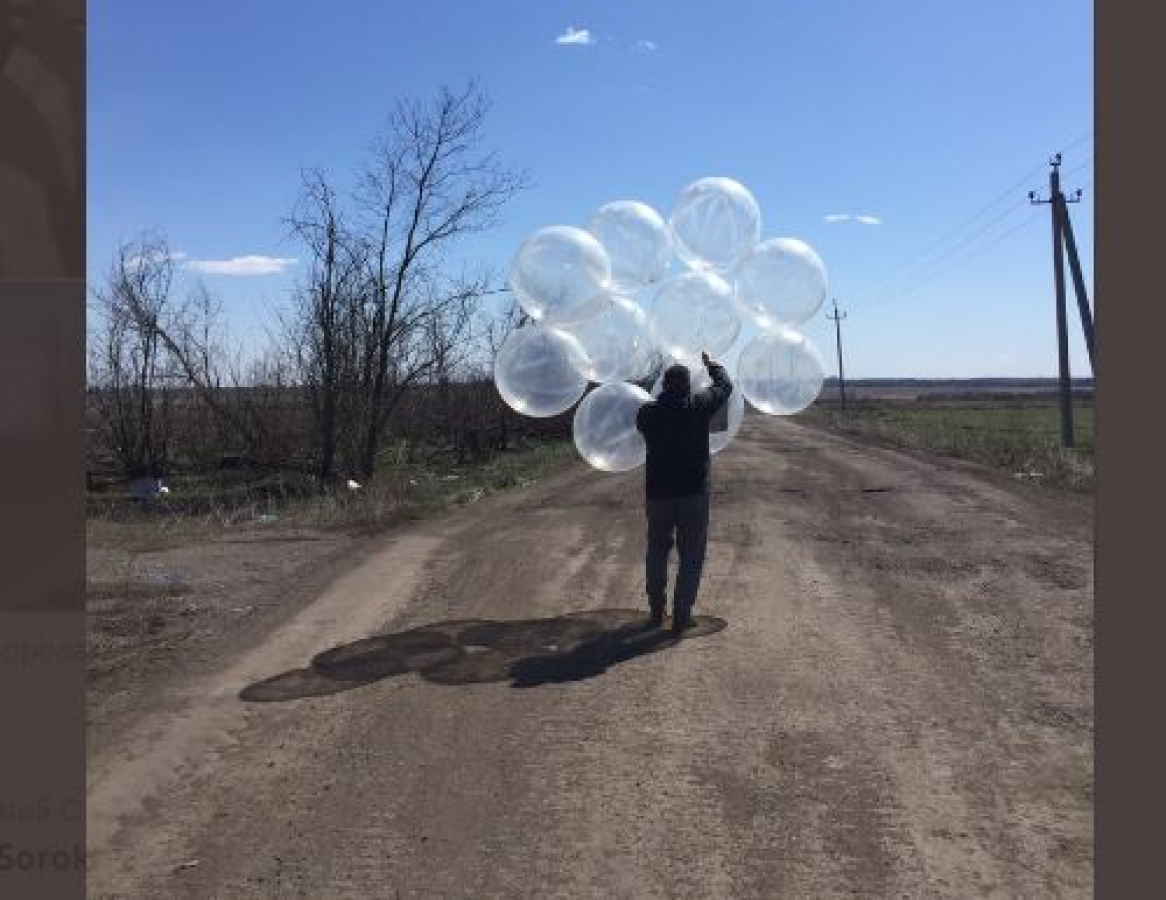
{"left": 185, "top": 255, "right": 298, "bottom": 276}
{"left": 635, "top": 39, "right": 659, "bottom": 51}
{"left": 555, "top": 26, "right": 594, "bottom": 46}
{"left": 824, "top": 213, "right": 883, "bottom": 225}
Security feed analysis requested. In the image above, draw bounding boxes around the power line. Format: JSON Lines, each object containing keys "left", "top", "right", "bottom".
{"left": 1059, "top": 130, "right": 1094, "bottom": 156}
{"left": 860, "top": 199, "right": 1032, "bottom": 308}
{"left": 857, "top": 168, "right": 1044, "bottom": 300}
{"left": 848, "top": 207, "right": 1044, "bottom": 314}
{"left": 1061, "top": 155, "right": 1094, "bottom": 182}
{"left": 855, "top": 131, "right": 1092, "bottom": 301}
{"left": 851, "top": 144, "right": 1091, "bottom": 315}
{"left": 846, "top": 185, "right": 1090, "bottom": 322}
{"left": 875, "top": 207, "right": 1045, "bottom": 307}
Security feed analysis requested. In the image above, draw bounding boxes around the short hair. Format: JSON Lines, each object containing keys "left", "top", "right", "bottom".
{"left": 662, "top": 363, "right": 691, "bottom": 394}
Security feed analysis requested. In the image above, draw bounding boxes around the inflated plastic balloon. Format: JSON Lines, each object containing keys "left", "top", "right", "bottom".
{"left": 670, "top": 177, "right": 761, "bottom": 270}
{"left": 733, "top": 237, "right": 828, "bottom": 329}
{"left": 709, "top": 384, "right": 747, "bottom": 454}
{"left": 557, "top": 295, "right": 656, "bottom": 383}
{"left": 493, "top": 324, "right": 590, "bottom": 417}
{"left": 649, "top": 271, "right": 741, "bottom": 361}
{"left": 737, "top": 328, "right": 825, "bottom": 415}
{"left": 509, "top": 226, "right": 611, "bottom": 325}
{"left": 572, "top": 382, "right": 653, "bottom": 472}
{"left": 585, "top": 201, "right": 673, "bottom": 290}
{"left": 651, "top": 361, "right": 746, "bottom": 455}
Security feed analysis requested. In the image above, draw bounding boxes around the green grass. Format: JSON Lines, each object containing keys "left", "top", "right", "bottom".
{"left": 801, "top": 400, "right": 1094, "bottom": 492}
{"left": 87, "top": 439, "right": 579, "bottom": 532}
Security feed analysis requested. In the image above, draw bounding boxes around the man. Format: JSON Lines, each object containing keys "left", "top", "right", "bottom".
{"left": 635, "top": 351, "right": 733, "bottom": 634}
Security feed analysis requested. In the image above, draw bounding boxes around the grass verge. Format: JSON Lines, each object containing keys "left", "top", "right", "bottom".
{"left": 799, "top": 400, "right": 1094, "bottom": 492}
{"left": 87, "top": 439, "right": 579, "bottom": 534}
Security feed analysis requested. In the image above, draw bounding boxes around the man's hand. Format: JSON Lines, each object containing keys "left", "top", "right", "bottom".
{"left": 701, "top": 351, "right": 715, "bottom": 369}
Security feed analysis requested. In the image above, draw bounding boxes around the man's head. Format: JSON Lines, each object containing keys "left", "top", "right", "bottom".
{"left": 662, "top": 363, "right": 691, "bottom": 396}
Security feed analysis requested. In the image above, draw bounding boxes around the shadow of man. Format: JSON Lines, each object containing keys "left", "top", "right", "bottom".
{"left": 240, "top": 608, "right": 728, "bottom": 702}
{"left": 510, "top": 622, "right": 684, "bottom": 687}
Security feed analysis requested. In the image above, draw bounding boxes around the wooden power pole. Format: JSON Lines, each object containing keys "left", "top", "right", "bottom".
{"left": 1030, "top": 153, "right": 1090, "bottom": 448}
{"left": 826, "top": 299, "right": 847, "bottom": 411}
{"left": 1057, "top": 191, "right": 1096, "bottom": 371}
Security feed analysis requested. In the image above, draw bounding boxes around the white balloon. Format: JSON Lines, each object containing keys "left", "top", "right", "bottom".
{"left": 737, "top": 328, "right": 825, "bottom": 415}
{"left": 733, "top": 237, "right": 828, "bottom": 329}
{"left": 649, "top": 271, "right": 741, "bottom": 361}
{"left": 573, "top": 382, "right": 653, "bottom": 472}
{"left": 670, "top": 177, "right": 762, "bottom": 270}
{"left": 556, "top": 295, "right": 657, "bottom": 383}
{"left": 509, "top": 226, "right": 611, "bottom": 325}
{"left": 651, "top": 361, "right": 746, "bottom": 455}
{"left": 493, "top": 324, "right": 589, "bottom": 417}
{"left": 585, "top": 200, "right": 673, "bottom": 290}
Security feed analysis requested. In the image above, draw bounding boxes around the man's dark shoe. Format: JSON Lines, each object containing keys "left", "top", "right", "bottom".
{"left": 671, "top": 610, "right": 696, "bottom": 635}
{"left": 647, "top": 605, "right": 665, "bottom": 628}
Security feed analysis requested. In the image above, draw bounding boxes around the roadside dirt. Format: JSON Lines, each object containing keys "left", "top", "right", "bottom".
{"left": 86, "top": 516, "right": 390, "bottom": 757}
{"left": 87, "top": 415, "right": 1093, "bottom": 898}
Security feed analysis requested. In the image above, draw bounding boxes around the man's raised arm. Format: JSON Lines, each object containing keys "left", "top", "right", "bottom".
{"left": 695, "top": 351, "right": 733, "bottom": 415}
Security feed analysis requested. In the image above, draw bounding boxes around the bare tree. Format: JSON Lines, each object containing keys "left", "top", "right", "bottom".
{"left": 286, "top": 169, "right": 368, "bottom": 479}
{"left": 88, "top": 234, "right": 177, "bottom": 477}
{"left": 96, "top": 231, "right": 287, "bottom": 472}
{"left": 285, "top": 84, "right": 525, "bottom": 480}
{"left": 479, "top": 297, "right": 529, "bottom": 451}
{"left": 347, "top": 82, "right": 528, "bottom": 477}
{"left": 481, "top": 296, "right": 528, "bottom": 357}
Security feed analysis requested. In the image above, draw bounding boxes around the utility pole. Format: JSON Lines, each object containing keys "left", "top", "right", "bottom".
{"left": 826, "top": 298, "right": 847, "bottom": 411}
{"left": 1030, "top": 153, "right": 1078, "bottom": 448}
{"left": 1057, "top": 190, "right": 1095, "bottom": 371}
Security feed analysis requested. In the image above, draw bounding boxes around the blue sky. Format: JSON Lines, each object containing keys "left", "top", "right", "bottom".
{"left": 88, "top": 0, "right": 1093, "bottom": 378}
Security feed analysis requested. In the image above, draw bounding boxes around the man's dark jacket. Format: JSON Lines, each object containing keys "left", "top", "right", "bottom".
{"left": 635, "top": 363, "right": 733, "bottom": 500}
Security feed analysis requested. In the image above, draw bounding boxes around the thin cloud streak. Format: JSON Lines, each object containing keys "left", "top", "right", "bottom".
{"left": 824, "top": 213, "right": 883, "bottom": 225}
{"left": 555, "top": 27, "right": 594, "bottom": 46}
{"left": 185, "top": 255, "right": 298, "bottom": 275}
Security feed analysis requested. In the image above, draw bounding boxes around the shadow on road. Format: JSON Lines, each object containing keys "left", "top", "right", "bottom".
{"left": 240, "top": 608, "right": 727, "bottom": 701}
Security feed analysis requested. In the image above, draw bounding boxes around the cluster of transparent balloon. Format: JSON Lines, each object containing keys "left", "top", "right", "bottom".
{"left": 493, "top": 177, "right": 827, "bottom": 473}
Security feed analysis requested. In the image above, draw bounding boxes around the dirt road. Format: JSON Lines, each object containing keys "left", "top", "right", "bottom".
{"left": 87, "top": 416, "right": 1093, "bottom": 898}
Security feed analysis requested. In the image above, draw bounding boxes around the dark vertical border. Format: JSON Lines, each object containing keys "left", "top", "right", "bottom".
{"left": 0, "top": 1, "right": 85, "bottom": 898}
{"left": 1096, "top": 2, "right": 1165, "bottom": 897}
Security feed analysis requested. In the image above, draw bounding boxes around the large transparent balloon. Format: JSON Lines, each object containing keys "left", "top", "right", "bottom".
{"left": 585, "top": 201, "right": 673, "bottom": 291}
{"left": 557, "top": 295, "right": 656, "bottom": 383}
{"left": 572, "top": 381, "right": 652, "bottom": 472}
{"left": 670, "top": 177, "right": 761, "bottom": 271}
{"left": 737, "top": 328, "right": 825, "bottom": 415}
{"left": 509, "top": 226, "right": 611, "bottom": 325}
{"left": 493, "top": 324, "right": 590, "bottom": 417}
{"left": 733, "top": 237, "right": 828, "bottom": 329}
{"left": 651, "top": 362, "right": 746, "bottom": 455}
{"left": 649, "top": 271, "right": 741, "bottom": 361}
